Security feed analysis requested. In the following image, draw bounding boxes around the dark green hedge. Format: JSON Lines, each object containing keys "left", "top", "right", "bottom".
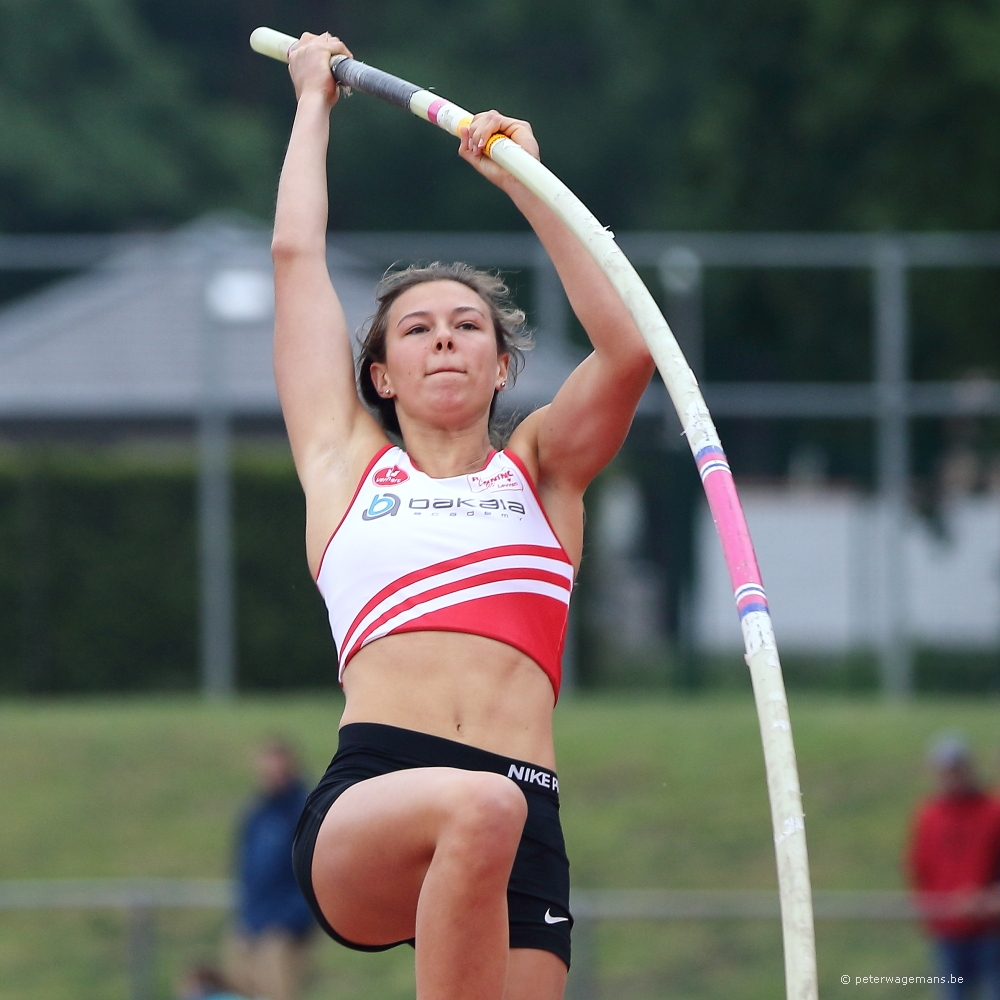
{"left": 0, "top": 449, "right": 336, "bottom": 694}
{"left": 2, "top": 447, "right": 997, "bottom": 695}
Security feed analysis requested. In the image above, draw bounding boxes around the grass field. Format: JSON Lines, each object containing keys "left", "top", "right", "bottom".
{"left": 2, "top": 692, "right": 998, "bottom": 999}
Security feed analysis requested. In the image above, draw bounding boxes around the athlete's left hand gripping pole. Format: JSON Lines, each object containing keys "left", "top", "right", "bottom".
{"left": 251, "top": 27, "right": 819, "bottom": 1000}
{"left": 250, "top": 28, "right": 472, "bottom": 131}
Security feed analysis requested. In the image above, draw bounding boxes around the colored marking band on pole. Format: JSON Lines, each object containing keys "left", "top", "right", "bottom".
{"left": 432, "top": 104, "right": 473, "bottom": 134}
{"left": 695, "top": 444, "right": 732, "bottom": 480}
{"left": 735, "top": 583, "right": 770, "bottom": 619}
{"left": 484, "top": 133, "right": 508, "bottom": 157}
{"left": 409, "top": 92, "right": 474, "bottom": 136}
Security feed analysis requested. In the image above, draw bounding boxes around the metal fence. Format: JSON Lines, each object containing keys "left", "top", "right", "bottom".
{"left": 0, "top": 878, "right": 926, "bottom": 1000}
{"left": 5, "top": 230, "right": 1000, "bottom": 697}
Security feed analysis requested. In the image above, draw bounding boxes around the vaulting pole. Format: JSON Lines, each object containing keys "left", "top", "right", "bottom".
{"left": 250, "top": 28, "right": 819, "bottom": 999}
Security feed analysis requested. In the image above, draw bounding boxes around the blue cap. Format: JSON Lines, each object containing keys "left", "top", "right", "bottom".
{"left": 927, "top": 735, "right": 971, "bottom": 769}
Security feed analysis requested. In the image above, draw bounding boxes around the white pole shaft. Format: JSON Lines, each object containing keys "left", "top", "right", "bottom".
{"left": 485, "top": 134, "right": 818, "bottom": 1000}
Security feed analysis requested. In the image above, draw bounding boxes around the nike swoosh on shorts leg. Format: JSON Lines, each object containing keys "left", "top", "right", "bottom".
{"left": 544, "top": 908, "right": 569, "bottom": 924}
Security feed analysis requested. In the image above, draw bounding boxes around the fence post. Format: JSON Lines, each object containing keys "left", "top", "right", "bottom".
{"left": 873, "top": 242, "right": 912, "bottom": 697}
{"left": 565, "top": 914, "right": 597, "bottom": 1000}
{"left": 126, "top": 903, "right": 156, "bottom": 1000}
{"left": 658, "top": 247, "right": 705, "bottom": 683}
{"left": 198, "top": 265, "right": 238, "bottom": 699}
{"left": 535, "top": 256, "right": 578, "bottom": 692}
{"left": 534, "top": 256, "right": 570, "bottom": 345}
{"left": 659, "top": 247, "right": 704, "bottom": 381}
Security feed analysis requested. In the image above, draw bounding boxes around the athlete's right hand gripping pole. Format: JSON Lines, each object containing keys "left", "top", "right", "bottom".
{"left": 250, "top": 27, "right": 818, "bottom": 999}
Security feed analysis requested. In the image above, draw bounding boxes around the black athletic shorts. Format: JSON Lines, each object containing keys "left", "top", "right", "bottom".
{"left": 292, "top": 722, "right": 572, "bottom": 968}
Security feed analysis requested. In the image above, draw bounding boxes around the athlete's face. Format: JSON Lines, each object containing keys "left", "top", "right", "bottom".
{"left": 372, "top": 280, "right": 510, "bottom": 432}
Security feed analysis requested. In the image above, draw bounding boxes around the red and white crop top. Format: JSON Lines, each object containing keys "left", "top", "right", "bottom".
{"left": 315, "top": 445, "right": 574, "bottom": 698}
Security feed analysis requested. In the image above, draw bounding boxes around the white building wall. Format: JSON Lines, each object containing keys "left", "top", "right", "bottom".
{"left": 694, "top": 488, "right": 1000, "bottom": 654}
{"left": 907, "top": 498, "right": 1000, "bottom": 647}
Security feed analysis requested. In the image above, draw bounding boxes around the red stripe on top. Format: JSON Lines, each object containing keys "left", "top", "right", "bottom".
{"left": 344, "top": 566, "right": 571, "bottom": 664}
{"left": 503, "top": 449, "right": 574, "bottom": 569}
{"left": 314, "top": 444, "right": 394, "bottom": 582}
{"left": 364, "top": 591, "right": 569, "bottom": 700}
{"left": 341, "top": 546, "right": 571, "bottom": 656}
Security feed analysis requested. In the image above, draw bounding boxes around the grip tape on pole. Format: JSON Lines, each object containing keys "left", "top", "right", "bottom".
{"left": 249, "top": 28, "right": 421, "bottom": 112}
{"left": 332, "top": 59, "right": 422, "bottom": 111}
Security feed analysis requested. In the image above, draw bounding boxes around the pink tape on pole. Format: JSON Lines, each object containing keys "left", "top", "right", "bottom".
{"left": 695, "top": 446, "right": 769, "bottom": 618}
{"left": 426, "top": 98, "right": 446, "bottom": 125}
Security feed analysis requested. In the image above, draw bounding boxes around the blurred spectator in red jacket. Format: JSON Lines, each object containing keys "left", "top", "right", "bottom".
{"left": 908, "top": 735, "right": 1000, "bottom": 1000}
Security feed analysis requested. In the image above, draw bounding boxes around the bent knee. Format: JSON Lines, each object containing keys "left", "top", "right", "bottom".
{"left": 443, "top": 772, "right": 527, "bottom": 853}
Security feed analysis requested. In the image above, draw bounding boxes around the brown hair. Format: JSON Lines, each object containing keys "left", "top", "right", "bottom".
{"left": 357, "top": 263, "right": 532, "bottom": 444}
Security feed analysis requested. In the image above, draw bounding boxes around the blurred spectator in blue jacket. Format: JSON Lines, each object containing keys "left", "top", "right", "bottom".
{"left": 223, "top": 738, "right": 315, "bottom": 1000}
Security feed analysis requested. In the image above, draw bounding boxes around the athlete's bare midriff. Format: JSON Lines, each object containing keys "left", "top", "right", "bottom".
{"left": 339, "top": 630, "right": 558, "bottom": 770}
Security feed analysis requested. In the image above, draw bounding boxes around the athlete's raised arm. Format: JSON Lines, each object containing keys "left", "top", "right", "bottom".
{"left": 458, "top": 111, "right": 655, "bottom": 499}
{"left": 271, "top": 33, "right": 386, "bottom": 504}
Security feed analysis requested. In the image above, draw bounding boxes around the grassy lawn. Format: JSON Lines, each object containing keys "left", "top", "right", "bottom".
{"left": 2, "top": 692, "right": 998, "bottom": 998}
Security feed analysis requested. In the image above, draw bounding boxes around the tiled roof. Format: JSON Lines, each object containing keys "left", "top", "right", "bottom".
{"left": 0, "top": 217, "right": 376, "bottom": 419}
{"left": 0, "top": 216, "right": 600, "bottom": 421}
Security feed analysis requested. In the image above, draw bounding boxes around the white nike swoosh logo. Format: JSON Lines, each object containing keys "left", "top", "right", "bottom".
{"left": 544, "top": 909, "right": 569, "bottom": 924}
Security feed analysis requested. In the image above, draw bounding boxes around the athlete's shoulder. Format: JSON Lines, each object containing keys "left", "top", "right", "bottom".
{"left": 504, "top": 406, "right": 548, "bottom": 486}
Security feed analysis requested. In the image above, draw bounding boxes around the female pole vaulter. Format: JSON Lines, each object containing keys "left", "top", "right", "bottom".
{"left": 275, "top": 32, "right": 653, "bottom": 1000}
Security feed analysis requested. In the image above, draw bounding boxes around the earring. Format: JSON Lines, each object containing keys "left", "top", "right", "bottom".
{"left": 500, "top": 380, "right": 506, "bottom": 388}
{"left": 384, "top": 388, "right": 391, "bottom": 395}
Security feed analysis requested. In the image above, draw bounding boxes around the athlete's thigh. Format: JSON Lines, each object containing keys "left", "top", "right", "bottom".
{"left": 311, "top": 765, "right": 520, "bottom": 945}
{"left": 504, "top": 948, "right": 567, "bottom": 1000}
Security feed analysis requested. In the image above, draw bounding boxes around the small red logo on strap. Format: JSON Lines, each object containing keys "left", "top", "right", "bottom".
{"left": 374, "top": 466, "right": 409, "bottom": 486}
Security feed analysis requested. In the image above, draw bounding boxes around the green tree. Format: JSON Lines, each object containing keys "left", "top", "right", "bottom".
{"left": 134, "top": 0, "right": 1000, "bottom": 233}
{"left": 0, "top": 0, "right": 278, "bottom": 231}
{"left": 7, "top": 0, "right": 1000, "bottom": 234}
